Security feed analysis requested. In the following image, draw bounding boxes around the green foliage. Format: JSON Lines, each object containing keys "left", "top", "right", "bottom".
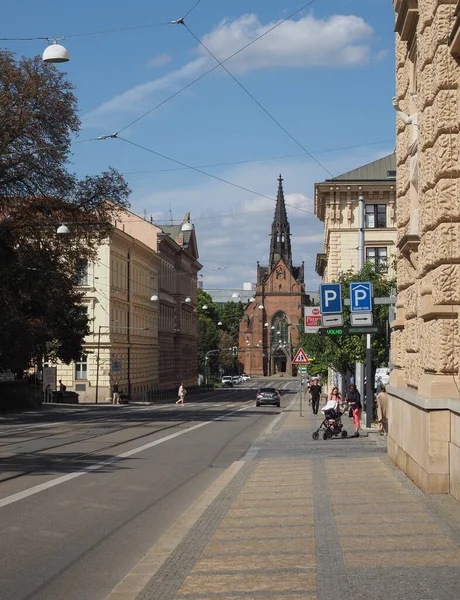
{"left": 297, "top": 264, "right": 395, "bottom": 377}
{"left": 0, "top": 50, "right": 131, "bottom": 372}
{"left": 197, "top": 289, "right": 244, "bottom": 375}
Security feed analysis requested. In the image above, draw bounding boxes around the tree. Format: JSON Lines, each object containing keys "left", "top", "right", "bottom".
{"left": 218, "top": 301, "right": 245, "bottom": 338}
{"left": 218, "top": 331, "right": 237, "bottom": 373}
{"left": 0, "top": 51, "right": 131, "bottom": 372}
{"left": 197, "top": 290, "right": 219, "bottom": 374}
{"left": 297, "top": 264, "right": 395, "bottom": 378}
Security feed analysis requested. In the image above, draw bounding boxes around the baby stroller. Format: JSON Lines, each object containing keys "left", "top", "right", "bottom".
{"left": 312, "top": 399, "right": 348, "bottom": 440}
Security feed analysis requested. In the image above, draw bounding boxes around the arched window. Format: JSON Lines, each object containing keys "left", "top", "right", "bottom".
{"left": 271, "top": 311, "right": 289, "bottom": 345}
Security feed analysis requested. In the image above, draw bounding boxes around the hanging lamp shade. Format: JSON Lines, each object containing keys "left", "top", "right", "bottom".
{"left": 43, "top": 41, "right": 69, "bottom": 63}
{"left": 56, "top": 224, "right": 70, "bottom": 234}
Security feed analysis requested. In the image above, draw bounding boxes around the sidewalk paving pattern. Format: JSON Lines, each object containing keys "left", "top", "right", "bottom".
{"left": 110, "top": 394, "right": 460, "bottom": 600}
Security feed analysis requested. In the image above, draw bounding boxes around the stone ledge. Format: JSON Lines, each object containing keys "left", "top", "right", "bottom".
{"left": 388, "top": 383, "right": 460, "bottom": 414}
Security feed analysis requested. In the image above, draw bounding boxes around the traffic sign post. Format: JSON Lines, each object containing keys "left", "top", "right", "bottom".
{"left": 321, "top": 314, "right": 343, "bottom": 327}
{"left": 320, "top": 283, "right": 342, "bottom": 314}
{"left": 293, "top": 348, "right": 309, "bottom": 365}
{"left": 350, "top": 313, "right": 373, "bottom": 326}
{"left": 350, "top": 282, "right": 373, "bottom": 312}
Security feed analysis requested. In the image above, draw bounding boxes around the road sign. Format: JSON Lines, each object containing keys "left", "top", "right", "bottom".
{"left": 320, "top": 283, "right": 342, "bottom": 314}
{"left": 350, "top": 312, "right": 373, "bottom": 326}
{"left": 293, "top": 348, "right": 310, "bottom": 365}
{"left": 111, "top": 360, "right": 122, "bottom": 372}
{"left": 321, "top": 314, "right": 343, "bottom": 327}
{"left": 350, "top": 282, "right": 373, "bottom": 312}
{"left": 304, "top": 306, "right": 321, "bottom": 333}
{"left": 320, "top": 326, "right": 381, "bottom": 336}
{"left": 300, "top": 366, "right": 307, "bottom": 374}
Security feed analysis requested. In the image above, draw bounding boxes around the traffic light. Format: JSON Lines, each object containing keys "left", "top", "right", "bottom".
{"left": 232, "top": 346, "right": 238, "bottom": 356}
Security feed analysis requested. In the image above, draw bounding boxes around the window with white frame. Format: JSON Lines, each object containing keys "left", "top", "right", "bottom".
{"left": 75, "top": 355, "right": 88, "bottom": 380}
{"left": 365, "top": 205, "right": 387, "bottom": 228}
{"left": 366, "top": 247, "right": 388, "bottom": 271}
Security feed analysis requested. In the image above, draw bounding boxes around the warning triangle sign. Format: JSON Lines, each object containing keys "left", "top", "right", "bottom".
{"left": 292, "top": 348, "right": 309, "bottom": 365}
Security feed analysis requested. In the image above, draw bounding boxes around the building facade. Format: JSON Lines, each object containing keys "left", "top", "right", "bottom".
{"left": 55, "top": 209, "right": 201, "bottom": 402}
{"left": 238, "top": 176, "right": 310, "bottom": 376}
{"left": 390, "top": 0, "right": 460, "bottom": 499}
{"left": 55, "top": 225, "right": 161, "bottom": 402}
{"left": 315, "top": 154, "right": 397, "bottom": 282}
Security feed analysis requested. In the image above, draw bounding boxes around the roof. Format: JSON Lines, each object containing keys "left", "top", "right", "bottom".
{"left": 330, "top": 153, "right": 396, "bottom": 182}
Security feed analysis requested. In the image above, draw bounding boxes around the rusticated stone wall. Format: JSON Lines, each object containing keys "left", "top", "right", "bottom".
{"left": 392, "top": 0, "right": 460, "bottom": 396}
{"left": 390, "top": 0, "right": 460, "bottom": 498}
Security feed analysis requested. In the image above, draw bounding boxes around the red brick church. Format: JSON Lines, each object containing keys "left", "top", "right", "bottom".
{"left": 238, "top": 175, "right": 310, "bottom": 376}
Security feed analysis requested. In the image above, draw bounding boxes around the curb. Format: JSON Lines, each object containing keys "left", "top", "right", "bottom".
{"left": 104, "top": 461, "right": 244, "bottom": 600}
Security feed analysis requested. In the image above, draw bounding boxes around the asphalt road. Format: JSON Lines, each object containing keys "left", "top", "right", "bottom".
{"left": 0, "top": 378, "right": 298, "bottom": 600}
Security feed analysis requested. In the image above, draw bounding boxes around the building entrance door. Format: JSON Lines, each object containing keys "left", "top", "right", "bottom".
{"left": 272, "top": 348, "right": 287, "bottom": 374}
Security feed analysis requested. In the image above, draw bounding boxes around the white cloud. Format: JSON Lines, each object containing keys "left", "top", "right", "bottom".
{"left": 129, "top": 146, "right": 392, "bottom": 291}
{"left": 82, "top": 12, "right": 375, "bottom": 129}
{"left": 147, "top": 53, "right": 173, "bottom": 68}
{"left": 200, "top": 13, "right": 374, "bottom": 73}
{"left": 83, "top": 57, "right": 207, "bottom": 129}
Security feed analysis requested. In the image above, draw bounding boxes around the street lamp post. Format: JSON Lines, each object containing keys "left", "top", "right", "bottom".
{"left": 95, "top": 325, "right": 149, "bottom": 404}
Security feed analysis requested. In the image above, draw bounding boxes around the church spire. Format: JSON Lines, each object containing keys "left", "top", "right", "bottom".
{"left": 269, "top": 174, "right": 292, "bottom": 270}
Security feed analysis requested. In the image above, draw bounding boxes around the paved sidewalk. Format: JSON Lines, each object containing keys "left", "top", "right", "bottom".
{"left": 109, "top": 394, "right": 460, "bottom": 600}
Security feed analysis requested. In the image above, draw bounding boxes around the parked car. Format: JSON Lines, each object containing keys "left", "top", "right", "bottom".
{"left": 232, "top": 376, "right": 240, "bottom": 386}
{"left": 222, "top": 376, "right": 233, "bottom": 387}
{"left": 256, "top": 387, "right": 281, "bottom": 407}
{"left": 241, "top": 374, "right": 251, "bottom": 381}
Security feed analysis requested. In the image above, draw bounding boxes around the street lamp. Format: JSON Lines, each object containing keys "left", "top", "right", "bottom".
{"left": 150, "top": 294, "right": 159, "bottom": 301}
{"left": 43, "top": 39, "right": 70, "bottom": 63}
{"left": 95, "top": 325, "right": 149, "bottom": 404}
{"left": 56, "top": 224, "right": 70, "bottom": 234}
{"left": 185, "top": 297, "right": 192, "bottom": 303}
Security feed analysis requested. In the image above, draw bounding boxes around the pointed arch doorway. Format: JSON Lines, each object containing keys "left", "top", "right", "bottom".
{"left": 272, "top": 346, "right": 288, "bottom": 374}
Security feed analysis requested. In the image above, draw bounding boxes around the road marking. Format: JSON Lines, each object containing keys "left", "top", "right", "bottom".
{"left": 0, "top": 405, "right": 251, "bottom": 509}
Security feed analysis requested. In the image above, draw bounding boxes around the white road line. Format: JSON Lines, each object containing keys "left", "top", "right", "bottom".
{"left": 0, "top": 405, "right": 250, "bottom": 510}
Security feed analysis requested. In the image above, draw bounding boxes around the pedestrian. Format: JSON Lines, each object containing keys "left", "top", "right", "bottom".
{"left": 307, "top": 379, "right": 312, "bottom": 405}
{"left": 327, "top": 386, "right": 343, "bottom": 405}
{"left": 112, "top": 381, "right": 120, "bottom": 405}
{"left": 310, "top": 378, "right": 322, "bottom": 415}
{"left": 176, "top": 382, "right": 186, "bottom": 405}
{"left": 376, "top": 384, "right": 389, "bottom": 435}
{"left": 58, "top": 379, "right": 66, "bottom": 402}
{"left": 347, "top": 383, "right": 362, "bottom": 437}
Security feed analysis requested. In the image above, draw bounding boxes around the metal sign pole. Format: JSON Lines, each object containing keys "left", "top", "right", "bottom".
{"left": 365, "top": 333, "right": 373, "bottom": 428}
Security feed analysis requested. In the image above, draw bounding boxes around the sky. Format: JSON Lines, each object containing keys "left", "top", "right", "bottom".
{"left": 2, "top": 0, "right": 396, "bottom": 292}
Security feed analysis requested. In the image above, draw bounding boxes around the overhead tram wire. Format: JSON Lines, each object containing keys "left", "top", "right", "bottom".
{"left": 182, "top": 22, "right": 334, "bottom": 178}
{"left": 114, "top": 136, "right": 316, "bottom": 217}
{"left": 122, "top": 139, "right": 396, "bottom": 176}
{"left": 0, "top": 20, "right": 172, "bottom": 41}
{"left": 113, "top": 0, "right": 317, "bottom": 136}
{"left": 183, "top": 0, "right": 203, "bottom": 19}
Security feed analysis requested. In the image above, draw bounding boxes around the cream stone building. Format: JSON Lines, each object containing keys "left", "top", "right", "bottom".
{"left": 55, "top": 209, "right": 200, "bottom": 402}
{"left": 315, "top": 153, "right": 397, "bottom": 281}
{"left": 390, "top": 0, "right": 460, "bottom": 499}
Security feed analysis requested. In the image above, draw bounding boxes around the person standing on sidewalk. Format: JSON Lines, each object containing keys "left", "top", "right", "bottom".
{"left": 347, "top": 383, "right": 362, "bottom": 437}
{"left": 112, "top": 382, "right": 120, "bottom": 405}
{"left": 376, "top": 384, "right": 389, "bottom": 435}
{"left": 310, "top": 378, "right": 322, "bottom": 415}
{"left": 176, "top": 383, "right": 186, "bottom": 405}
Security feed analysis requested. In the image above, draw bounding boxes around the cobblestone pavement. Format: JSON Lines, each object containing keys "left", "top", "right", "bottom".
{"left": 113, "top": 394, "right": 460, "bottom": 600}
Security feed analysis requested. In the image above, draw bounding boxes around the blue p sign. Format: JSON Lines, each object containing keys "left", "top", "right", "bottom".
{"left": 350, "top": 282, "right": 372, "bottom": 312}
{"left": 320, "top": 283, "right": 342, "bottom": 314}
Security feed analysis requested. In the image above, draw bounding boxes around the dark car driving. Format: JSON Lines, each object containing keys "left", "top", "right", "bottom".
{"left": 256, "top": 387, "right": 281, "bottom": 407}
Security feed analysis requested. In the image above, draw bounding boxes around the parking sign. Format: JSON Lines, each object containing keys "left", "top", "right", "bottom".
{"left": 320, "top": 283, "right": 342, "bottom": 314}
{"left": 350, "top": 282, "right": 373, "bottom": 312}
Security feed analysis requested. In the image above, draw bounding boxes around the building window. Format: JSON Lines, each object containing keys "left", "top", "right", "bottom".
{"left": 366, "top": 247, "right": 387, "bottom": 271}
{"left": 365, "top": 205, "right": 386, "bottom": 228}
{"left": 76, "top": 260, "right": 89, "bottom": 286}
{"left": 271, "top": 312, "right": 289, "bottom": 345}
{"left": 75, "top": 355, "right": 88, "bottom": 380}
